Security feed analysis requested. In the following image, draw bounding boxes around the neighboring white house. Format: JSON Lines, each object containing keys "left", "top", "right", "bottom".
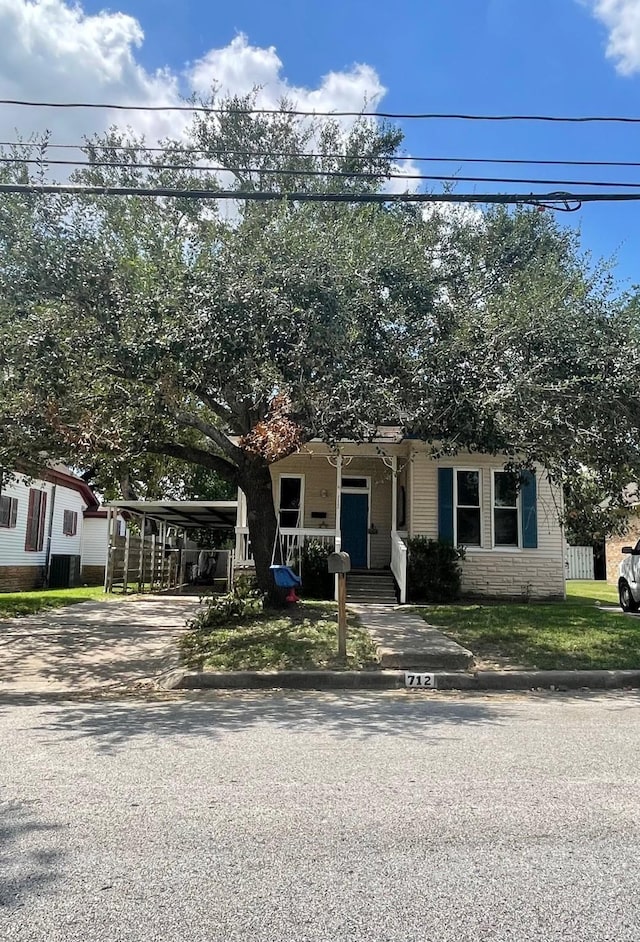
{"left": 80, "top": 509, "right": 127, "bottom": 585}
{"left": 234, "top": 435, "right": 566, "bottom": 601}
{"left": 0, "top": 465, "right": 99, "bottom": 592}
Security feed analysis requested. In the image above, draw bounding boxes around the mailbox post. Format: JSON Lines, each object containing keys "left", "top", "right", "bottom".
{"left": 328, "top": 551, "right": 351, "bottom": 657}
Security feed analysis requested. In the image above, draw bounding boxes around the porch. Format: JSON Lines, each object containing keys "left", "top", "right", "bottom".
{"left": 234, "top": 443, "right": 410, "bottom": 603}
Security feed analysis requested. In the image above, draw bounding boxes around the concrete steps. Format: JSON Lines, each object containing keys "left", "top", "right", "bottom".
{"left": 347, "top": 570, "right": 397, "bottom": 604}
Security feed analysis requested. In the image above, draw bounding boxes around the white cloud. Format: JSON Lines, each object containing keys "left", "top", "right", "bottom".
{"left": 0, "top": 0, "right": 181, "bottom": 145}
{"left": 583, "top": 0, "right": 640, "bottom": 75}
{"left": 0, "top": 3, "right": 388, "bottom": 154}
{"left": 187, "top": 33, "right": 386, "bottom": 114}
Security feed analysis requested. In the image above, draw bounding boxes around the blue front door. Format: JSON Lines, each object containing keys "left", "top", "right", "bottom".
{"left": 340, "top": 493, "right": 369, "bottom": 569}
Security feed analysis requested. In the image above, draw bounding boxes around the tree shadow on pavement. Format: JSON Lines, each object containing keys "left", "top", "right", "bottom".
{"left": 0, "top": 799, "right": 64, "bottom": 912}
{"left": 0, "top": 598, "right": 199, "bottom": 692}
{"left": 0, "top": 690, "right": 515, "bottom": 753}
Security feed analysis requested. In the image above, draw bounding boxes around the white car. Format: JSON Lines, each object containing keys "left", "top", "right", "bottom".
{"left": 618, "top": 542, "right": 640, "bottom": 611}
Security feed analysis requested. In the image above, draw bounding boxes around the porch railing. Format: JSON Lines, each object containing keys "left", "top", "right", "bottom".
{"left": 235, "top": 527, "right": 338, "bottom": 567}
{"left": 391, "top": 530, "right": 408, "bottom": 604}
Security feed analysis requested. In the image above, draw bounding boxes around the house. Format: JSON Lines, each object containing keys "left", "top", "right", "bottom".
{"left": 234, "top": 435, "right": 566, "bottom": 601}
{"left": 0, "top": 465, "right": 99, "bottom": 592}
{"left": 99, "top": 435, "right": 566, "bottom": 602}
{"left": 80, "top": 507, "right": 127, "bottom": 586}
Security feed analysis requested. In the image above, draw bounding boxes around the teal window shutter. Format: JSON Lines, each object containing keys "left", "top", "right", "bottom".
{"left": 438, "top": 468, "right": 454, "bottom": 543}
{"left": 521, "top": 470, "right": 538, "bottom": 549}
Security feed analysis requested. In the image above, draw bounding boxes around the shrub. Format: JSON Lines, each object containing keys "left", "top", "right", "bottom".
{"left": 301, "top": 539, "right": 334, "bottom": 599}
{"left": 187, "top": 582, "right": 264, "bottom": 631}
{"left": 407, "top": 537, "right": 465, "bottom": 603}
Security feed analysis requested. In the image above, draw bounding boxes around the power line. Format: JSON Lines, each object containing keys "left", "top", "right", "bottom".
{"left": 4, "top": 99, "right": 640, "bottom": 123}
{"left": 0, "top": 181, "right": 625, "bottom": 208}
{"left": 5, "top": 140, "right": 640, "bottom": 170}
{"left": 6, "top": 154, "right": 640, "bottom": 188}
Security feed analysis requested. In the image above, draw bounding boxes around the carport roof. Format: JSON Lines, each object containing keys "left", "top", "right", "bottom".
{"left": 104, "top": 500, "right": 237, "bottom": 530}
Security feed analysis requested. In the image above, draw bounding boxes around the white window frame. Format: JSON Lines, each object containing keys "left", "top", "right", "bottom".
{"left": 454, "top": 468, "right": 482, "bottom": 548}
{"left": 277, "top": 474, "right": 305, "bottom": 529}
{"left": 491, "top": 470, "right": 522, "bottom": 550}
{"left": 0, "top": 495, "right": 18, "bottom": 529}
{"left": 63, "top": 509, "right": 78, "bottom": 537}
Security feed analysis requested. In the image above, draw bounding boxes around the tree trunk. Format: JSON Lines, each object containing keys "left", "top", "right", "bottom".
{"left": 239, "top": 457, "right": 281, "bottom": 605}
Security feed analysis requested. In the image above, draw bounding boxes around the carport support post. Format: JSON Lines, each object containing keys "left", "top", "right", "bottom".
{"left": 150, "top": 533, "right": 157, "bottom": 589}
{"left": 158, "top": 521, "right": 167, "bottom": 589}
{"left": 138, "top": 514, "right": 146, "bottom": 593}
{"left": 104, "top": 507, "right": 115, "bottom": 594}
{"left": 337, "top": 571, "right": 347, "bottom": 658}
{"left": 122, "top": 527, "right": 131, "bottom": 595}
{"left": 178, "top": 528, "right": 187, "bottom": 588}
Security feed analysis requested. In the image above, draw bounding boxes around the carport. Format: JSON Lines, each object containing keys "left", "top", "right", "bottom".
{"left": 102, "top": 500, "right": 238, "bottom": 594}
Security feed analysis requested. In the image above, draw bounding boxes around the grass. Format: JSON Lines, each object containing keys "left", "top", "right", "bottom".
{"left": 180, "top": 601, "right": 379, "bottom": 672}
{"left": 0, "top": 586, "right": 108, "bottom": 618}
{"left": 416, "top": 579, "right": 638, "bottom": 671}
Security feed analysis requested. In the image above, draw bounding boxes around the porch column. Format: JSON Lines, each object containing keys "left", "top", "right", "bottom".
{"left": 235, "top": 488, "right": 247, "bottom": 562}
{"left": 334, "top": 455, "right": 342, "bottom": 553}
{"left": 391, "top": 455, "right": 398, "bottom": 533}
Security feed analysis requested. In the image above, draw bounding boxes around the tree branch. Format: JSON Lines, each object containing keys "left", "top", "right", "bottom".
{"left": 172, "top": 410, "right": 244, "bottom": 463}
{"left": 149, "top": 442, "right": 239, "bottom": 484}
{"left": 193, "top": 385, "right": 235, "bottom": 424}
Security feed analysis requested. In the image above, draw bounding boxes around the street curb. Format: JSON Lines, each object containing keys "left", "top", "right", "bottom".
{"left": 158, "top": 668, "right": 640, "bottom": 692}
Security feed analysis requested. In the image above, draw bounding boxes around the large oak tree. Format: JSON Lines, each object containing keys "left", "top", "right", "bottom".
{"left": 1, "top": 93, "right": 638, "bottom": 595}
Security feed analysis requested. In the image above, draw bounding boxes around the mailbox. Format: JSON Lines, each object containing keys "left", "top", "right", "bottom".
{"left": 328, "top": 551, "right": 351, "bottom": 574}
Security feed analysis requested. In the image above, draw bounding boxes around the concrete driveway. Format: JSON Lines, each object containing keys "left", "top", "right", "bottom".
{"left": 0, "top": 596, "right": 202, "bottom": 694}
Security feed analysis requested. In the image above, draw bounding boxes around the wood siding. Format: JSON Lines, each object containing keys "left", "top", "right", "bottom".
{"left": 408, "top": 446, "right": 565, "bottom": 599}
{"left": 0, "top": 474, "right": 90, "bottom": 591}
{"left": 269, "top": 451, "right": 397, "bottom": 568}
{"left": 0, "top": 477, "right": 54, "bottom": 572}
{"left": 80, "top": 517, "right": 109, "bottom": 567}
{"left": 238, "top": 443, "right": 566, "bottom": 597}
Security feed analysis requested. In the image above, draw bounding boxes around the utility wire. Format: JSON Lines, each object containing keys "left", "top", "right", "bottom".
{"left": 3, "top": 154, "right": 640, "bottom": 189}
{"left": 0, "top": 181, "right": 623, "bottom": 208}
{"left": 6, "top": 154, "right": 640, "bottom": 188}
{"left": 4, "top": 141, "right": 640, "bottom": 170}
{"left": 4, "top": 99, "right": 640, "bottom": 122}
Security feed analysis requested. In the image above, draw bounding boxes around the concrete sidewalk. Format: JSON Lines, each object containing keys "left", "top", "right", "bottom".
{"left": 0, "top": 596, "right": 201, "bottom": 694}
{"left": 348, "top": 602, "right": 474, "bottom": 670}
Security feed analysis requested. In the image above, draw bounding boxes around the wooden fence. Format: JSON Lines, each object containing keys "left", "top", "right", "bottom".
{"left": 105, "top": 532, "right": 181, "bottom": 593}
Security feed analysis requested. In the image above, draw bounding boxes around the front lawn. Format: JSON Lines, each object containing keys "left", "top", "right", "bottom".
{"left": 417, "top": 580, "right": 639, "bottom": 671}
{"left": 180, "top": 601, "right": 379, "bottom": 671}
{"left": 0, "top": 586, "right": 107, "bottom": 618}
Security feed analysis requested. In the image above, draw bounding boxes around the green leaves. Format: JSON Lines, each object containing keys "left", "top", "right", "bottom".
{"left": 1, "top": 102, "right": 639, "bottom": 526}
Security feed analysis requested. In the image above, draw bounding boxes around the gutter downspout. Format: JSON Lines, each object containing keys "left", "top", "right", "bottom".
{"left": 43, "top": 484, "right": 57, "bottom": 588}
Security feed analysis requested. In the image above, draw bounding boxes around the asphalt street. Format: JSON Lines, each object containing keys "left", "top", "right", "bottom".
{"left": 2, "top": 689, "right": 640, "bottom": 941}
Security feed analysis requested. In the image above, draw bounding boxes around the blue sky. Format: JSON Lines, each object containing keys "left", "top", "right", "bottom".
{"left": 3, "top": 0, "right": 640, "bottom": 290}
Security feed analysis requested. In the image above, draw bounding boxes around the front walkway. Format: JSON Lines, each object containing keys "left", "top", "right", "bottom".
{"left": 348, "top": 603, "right": 474, "bottom": 670}
{"left": 0, "top": 596, "right": 201, "bottom": 694}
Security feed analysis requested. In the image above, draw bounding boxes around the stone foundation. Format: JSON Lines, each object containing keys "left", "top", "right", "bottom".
{"left": 461, "top": 554, "right": 565, "bottom": 600}
{"left": 0, "top": 565, "right": 45, "bottom": 593}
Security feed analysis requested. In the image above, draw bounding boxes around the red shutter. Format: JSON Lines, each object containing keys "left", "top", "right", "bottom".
{"left": 37, "top": 492, "right": 47, "bottom": 551}
{"left": 25, "top": 490, "right": 37, "bottom": 551}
